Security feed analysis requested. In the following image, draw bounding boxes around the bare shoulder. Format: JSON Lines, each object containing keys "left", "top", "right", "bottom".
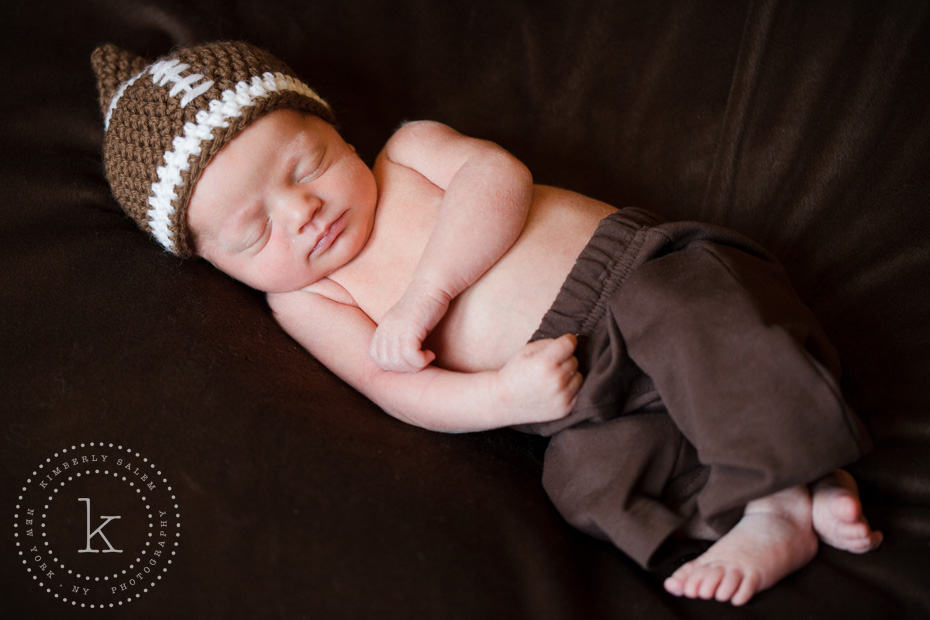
{"left": 382, "top": 120, "right": 462, "bottom": 154}
{"left": 377, "top": 120, "right": 462, "bottom": 166}
{"left": 377, "top": 120, "right": 521, "bottom": 190}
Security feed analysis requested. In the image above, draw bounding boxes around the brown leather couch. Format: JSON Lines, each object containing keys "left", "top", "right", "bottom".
{"left": 3, "top": 1, "right": 928, "bottom": 617}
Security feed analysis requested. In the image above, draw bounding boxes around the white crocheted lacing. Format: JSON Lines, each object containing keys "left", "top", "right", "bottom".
{"left": 149, "top": 58, "right": 215, "bottom": 108}
{"left": 105, "top": 58, "right": 214, "bottom": 130}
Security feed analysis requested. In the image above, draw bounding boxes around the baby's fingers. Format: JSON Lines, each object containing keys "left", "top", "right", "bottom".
{"left": 401, "top": 337, "right": 435, "bottom": 372}
{"left": 559, "top": 354, "right": 579, "bottom": 376}
{"left": 369, "top": 330, "right": 407, "bottom": 371}
{"left": 558, "top": 357, "right": 582, "bottom": 395}
{"left": 369, "top": 331, "right": 388, "bottom": 367}
{"left": 567, "top": 368, "right": 583, "bottom": 394}
{"left": 543, "top": 333, "right": 578, "bottom": 362}
{"left": 562, "top": 368, "right": 583, "bottom": 410}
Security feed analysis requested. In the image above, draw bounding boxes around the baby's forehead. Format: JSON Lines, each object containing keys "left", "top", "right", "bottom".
{"left": 189, "top": 111, "right": 325, "bottom": 235}
{"left": 207, "top": 113, "right": 303, "bottom": 176}
{"left": 247, "top": 108, "right": 326, "bottom": 141}
{"left": 230, "top": 111, "right": 327, "bottom": 169}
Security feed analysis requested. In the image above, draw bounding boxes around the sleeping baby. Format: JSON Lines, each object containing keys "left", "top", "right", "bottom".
{"left": 92, "top": 40, "right": 882, "bottom": 606}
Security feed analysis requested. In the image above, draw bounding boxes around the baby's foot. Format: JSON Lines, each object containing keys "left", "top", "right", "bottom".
{"left": 811, "top": 469, "right": 883, "bottom": 553}
{"left": 663, "top": 485, "right": 818, "bottom": 606}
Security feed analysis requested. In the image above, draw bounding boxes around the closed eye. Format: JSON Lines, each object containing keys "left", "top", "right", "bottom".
{"left": 245, "top": 217, "right": 271, "bottom": 253}
{"left": 297, "top": 150, "right": 327, "bottom": 184}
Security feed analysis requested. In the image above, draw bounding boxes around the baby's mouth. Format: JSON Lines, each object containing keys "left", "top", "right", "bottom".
{"left": 309, "top": 212, "right": 347, "bottom": 256}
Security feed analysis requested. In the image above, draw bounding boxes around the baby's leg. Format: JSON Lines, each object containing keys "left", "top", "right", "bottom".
{"left": 811, "top": 469, "right": 883, "bottom": 553}
{"left": 663, "top": 485, "right": 818, "bottom": 606}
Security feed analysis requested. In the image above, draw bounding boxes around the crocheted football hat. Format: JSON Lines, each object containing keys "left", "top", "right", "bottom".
{"left": 91, "top": 41, "right": 334, "bottom": 257}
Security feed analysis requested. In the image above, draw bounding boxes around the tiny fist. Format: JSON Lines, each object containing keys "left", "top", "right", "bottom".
{"left": 558, "top": 333, "right": 578, "bottom": 353}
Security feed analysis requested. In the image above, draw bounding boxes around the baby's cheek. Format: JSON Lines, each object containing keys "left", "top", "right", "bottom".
{"left": 253, "top": 252, "right": 314, "bottom": 293}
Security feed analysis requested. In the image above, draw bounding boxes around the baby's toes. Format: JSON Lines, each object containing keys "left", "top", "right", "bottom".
{"left": 829, "top": 493, "right": 862, "bottom": 523}
{"left": 663, "top": 563, "right": 694, "bottom": 597}
{"left": 835, "top": 519, "right": 870, "bottom": 541}
{"left": 683, "top": 565, "right": 712, "bottom": 598}
{"left": 731, "top": 569, "right": 762, "bottom": 607}
{"left": 697, "top": 565, "right": 725, "bottom": 599}
{"left": 715, "top": 568, "right": 743, "bottom": 602}
{"left": 821, "top": 518, "right": 883, "bottom": 553}
{"left": 846, "top": 529, "right": 883, "bottom": 554}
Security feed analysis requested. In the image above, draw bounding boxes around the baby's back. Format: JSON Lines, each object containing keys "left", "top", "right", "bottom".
{"left": 334, "top": 154, "right": 616, "bottom": 371}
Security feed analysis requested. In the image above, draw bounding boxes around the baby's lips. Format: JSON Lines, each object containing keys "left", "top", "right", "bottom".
{"left": 309, "top": 212, "right": 347, "bottom": 256}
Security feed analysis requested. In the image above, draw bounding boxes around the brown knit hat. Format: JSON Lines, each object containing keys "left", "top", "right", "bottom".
{"left": 91, "top": 41, "right": 334, "bottom": 257}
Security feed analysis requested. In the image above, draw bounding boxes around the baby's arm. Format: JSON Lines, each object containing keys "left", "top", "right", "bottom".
{"left": 370, "top": 121, "right": 533, "bottom": 372}
{"left": 269, "top": 287, "right": 580, "bottom": 433}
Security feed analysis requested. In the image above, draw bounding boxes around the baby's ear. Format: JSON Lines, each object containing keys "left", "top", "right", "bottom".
{"left": 90, "top": 44, "right": 148, "bottom": 119}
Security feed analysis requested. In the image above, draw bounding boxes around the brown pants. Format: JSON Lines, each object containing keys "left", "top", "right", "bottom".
{"left": 515, "top": 208, "right": 872, "bottom": 568}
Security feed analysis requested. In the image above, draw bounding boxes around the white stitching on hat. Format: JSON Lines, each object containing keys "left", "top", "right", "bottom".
{"left": 149, "top": 58, "right": 215, "bottom": 108}
{"left": 145, "top": 72, "right": 329, "bottom": 252}
{"left": 105, "top": 58, "right": 215, "bottom": 131}
{"left": 104, "top": 69, "right": 146, "bottom": 131}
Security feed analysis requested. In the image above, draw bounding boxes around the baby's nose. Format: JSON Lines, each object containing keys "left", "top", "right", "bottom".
{"left": 272, "top": 188, "right": 321, "bottom": 234}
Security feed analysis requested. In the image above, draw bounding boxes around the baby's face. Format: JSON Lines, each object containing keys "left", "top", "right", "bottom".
{"left": 188, "top": 109, "right": 377, "bottom": 293}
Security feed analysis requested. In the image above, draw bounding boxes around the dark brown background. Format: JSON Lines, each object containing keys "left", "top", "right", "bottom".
{"left": 2, "top": 0, "right": 929, "bottom": 617}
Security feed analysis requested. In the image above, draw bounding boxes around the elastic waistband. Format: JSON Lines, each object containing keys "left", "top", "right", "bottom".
{"left": 531, "top": 207, "right": 666, "bottom": 341}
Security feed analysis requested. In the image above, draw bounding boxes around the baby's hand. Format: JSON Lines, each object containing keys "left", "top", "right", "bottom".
{"left": 494, "top": 334, "right": 582, "bottom": 425}
{"left": 370, "top": 282, "right": 451, "bottom": 372}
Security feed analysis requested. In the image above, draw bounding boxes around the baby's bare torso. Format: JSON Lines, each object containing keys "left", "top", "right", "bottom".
{"left": 330, "top": 153, "right": 616, "bottom": 371}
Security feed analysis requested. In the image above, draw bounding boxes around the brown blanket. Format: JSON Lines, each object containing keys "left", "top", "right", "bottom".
{"left": 3, "top": 1, "right": 929, "bottom": 617}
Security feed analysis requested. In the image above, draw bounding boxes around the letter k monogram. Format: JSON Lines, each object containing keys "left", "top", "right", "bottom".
{"left": 77, "top": 497, "right": 123, "bottom": 553}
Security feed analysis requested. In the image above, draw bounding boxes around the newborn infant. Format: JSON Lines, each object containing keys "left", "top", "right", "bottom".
{"left": 93, "top": 40, "right": 882, "bottom": 606}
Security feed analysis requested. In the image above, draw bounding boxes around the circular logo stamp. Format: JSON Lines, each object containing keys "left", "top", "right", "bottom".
{"left": 12, "top": 442, "right": 181, "bottom": 609}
